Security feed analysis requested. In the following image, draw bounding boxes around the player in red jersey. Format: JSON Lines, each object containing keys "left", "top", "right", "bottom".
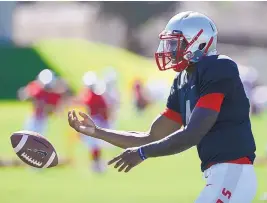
{"left": 18, "top": 69, "right": 65, "bottom": 130}
{"left": 18, "top": 69, "right": 72, "bottom": 167}
{"left": 132, "top": 79, "right": 150, "bottom": 113}
{"left": 18, "top": 69, "right": 65, "bottom": 136}
{"left": 77, "top": 71, "right": 110, "bottom": 173}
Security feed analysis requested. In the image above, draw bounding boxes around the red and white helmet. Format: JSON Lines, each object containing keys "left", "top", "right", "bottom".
{"left": 155, "top": 11, "right": 218, "bottom": 72}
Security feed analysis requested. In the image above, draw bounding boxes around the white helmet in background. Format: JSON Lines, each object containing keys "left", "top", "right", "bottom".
{"left": 155, "top": 11, "right": 218, "bottom": 72}
{"left": 37, "top": 69, "right": 57, "bottom": 89}
{"left": 83, "top": 71, "right": 98, "bottom": 87}
{"left": 82, "top": 71, "right": 106, "bottom": 95}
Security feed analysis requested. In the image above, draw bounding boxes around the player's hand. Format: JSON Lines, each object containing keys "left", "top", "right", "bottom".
{"left": 108, "top": 147, "right": 144, "bottom": 173}
{"left": 68, "top": 110, "right": 96, "bottom": 136}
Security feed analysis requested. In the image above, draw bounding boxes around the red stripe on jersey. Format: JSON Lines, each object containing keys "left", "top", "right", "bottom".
{"left": 196, "top": 93, "right": 224, "bottom": 112}
{"left": 206, "top": 156, "right": 252, "bottom": 169}
{"left": 162, "top": 108, "right": 183, "bottom": 125}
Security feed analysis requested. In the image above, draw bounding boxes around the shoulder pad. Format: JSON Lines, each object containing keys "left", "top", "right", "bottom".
{"left": 198, "top": 55, "right": 239, "bottom": 83}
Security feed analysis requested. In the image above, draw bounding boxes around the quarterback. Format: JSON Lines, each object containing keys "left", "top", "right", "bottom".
{"left": 68, "top": 11, "right": 257, "bottom": 202}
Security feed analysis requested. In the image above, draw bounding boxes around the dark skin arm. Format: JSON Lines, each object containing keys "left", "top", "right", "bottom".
{"left": 68, "top": 110, "right": 182, "bottom": 149}
{"left": 108, "top": 107, "right": 219, "bottom": 172}
{"left": 142, "top": 107, "right": 218, "bottom": 157}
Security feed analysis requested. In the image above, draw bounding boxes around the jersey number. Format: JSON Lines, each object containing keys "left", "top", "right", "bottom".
{"left": 216, "top": 188, "right": 232, "bottom": 203}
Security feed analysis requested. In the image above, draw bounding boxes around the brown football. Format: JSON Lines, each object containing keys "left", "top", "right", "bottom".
{"left": 10, "top": 130, "right": 58, "bottom": 168}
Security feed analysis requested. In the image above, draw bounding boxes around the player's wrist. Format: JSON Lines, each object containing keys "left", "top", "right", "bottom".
{"left": 138, "top": 147, "right": 147, "bottom": 160}
{"left": 93, "top": 126, "right": 102, "bottom": 138}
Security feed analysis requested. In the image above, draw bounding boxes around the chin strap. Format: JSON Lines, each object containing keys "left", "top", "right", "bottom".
{"left": 173, "top": 59, "right": 189, "bottom": 72}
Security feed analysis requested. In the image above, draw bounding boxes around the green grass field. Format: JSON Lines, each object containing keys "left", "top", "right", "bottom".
{"left": 1, "top": 40, "right": 267, "bottom": 202}
{"left": 1, "top": 101, "right": 267, "bottom": 203}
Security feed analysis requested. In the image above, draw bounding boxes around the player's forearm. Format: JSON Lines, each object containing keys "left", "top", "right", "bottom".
{"left": 142, "top": 108, "right": 218, "bottom": 158}
{"left": 141, "top": 128, "right": 194, "bottom": 157}
{"left": 94, "top": 127, "right": 151, "bottom": 149}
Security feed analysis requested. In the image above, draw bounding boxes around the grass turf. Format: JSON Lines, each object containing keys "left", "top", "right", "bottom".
{"left": 0, "top": 101, "right": 266, "bottom": 203}
{"left": 1, "top": 40, "right": 266, "bottom": 202}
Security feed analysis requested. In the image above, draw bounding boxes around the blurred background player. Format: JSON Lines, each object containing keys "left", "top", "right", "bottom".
{"left": 102, "top": 66, "right": 120, "bottom": 128}
{"left": 17, "top": 69, "right": 71, "bottom": 166}
{"left": 239, "top": 65, "right": 267, "bottom": 201}
{"left": 239, "top": 65, "right": 267, "bottom": 182}
{"left": 17, "top": 69, "right": 60, "bottom": 135}
{"left": 132, "top": 78, "right": 150, "bottom": 113}
{"left": 253, "top": 85, "right": 267, "bottom": 201}
{"left": 238, "top": 64, "right": 260, "bottom": 115}
{"left": 77, "top": 71, "right": 110, "bottom": 173}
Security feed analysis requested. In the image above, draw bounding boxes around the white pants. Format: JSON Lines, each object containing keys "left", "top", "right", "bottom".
{"left": 195, "top": 163, "right": 257, "bottom": 203}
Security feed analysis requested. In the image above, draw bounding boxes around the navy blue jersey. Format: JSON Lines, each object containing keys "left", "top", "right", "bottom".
{"left": 166, "top": 55, "right": 256, "bottom": 171}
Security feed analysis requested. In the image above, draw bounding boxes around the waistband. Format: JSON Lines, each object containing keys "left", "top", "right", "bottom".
{"left": 206, "top": 156, "right": 252, "bottom": 170}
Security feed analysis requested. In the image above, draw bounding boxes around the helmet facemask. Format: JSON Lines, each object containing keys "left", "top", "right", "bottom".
{"left": 155, "top": 29, "right": 212, "bottom": 72}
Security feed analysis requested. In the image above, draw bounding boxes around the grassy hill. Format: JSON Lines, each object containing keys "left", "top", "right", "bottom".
{"left": 33, "top": 39, "right": 174, "bottom": 99}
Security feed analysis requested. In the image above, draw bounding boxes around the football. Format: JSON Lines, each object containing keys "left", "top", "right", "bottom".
{"left": 10, "top": 130, "right": 58, "bottom": 168}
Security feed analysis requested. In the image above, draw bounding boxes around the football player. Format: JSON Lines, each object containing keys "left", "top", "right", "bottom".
{"left": 18, "top": 69, "right": 63, "bottom": 136}
{"left": 18, "top": 69, "right": 72, "bottom": 167}
{"left": 132, "top": 78, "right": 150, "bottom": 113}
{"left": 68, "top": 11, "right": 257, "bottom": 202}
{"left": 102, "top": 67, "right": 121, "bottom": 128}
{"left": 77, "top": 71, "right": 110, "bottom": 173}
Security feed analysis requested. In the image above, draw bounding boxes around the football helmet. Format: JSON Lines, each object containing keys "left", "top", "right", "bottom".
{"left": 82, "top": 71, "right": 106, "bottom": 95}
{"left": 155, "top": 11, "right": 218, "bottom": 72}
{"left": 37, "top": 69, "right": 57, "bottom": 89}
{"left": 82, "top": 71, "right": 98, "bottom": 88}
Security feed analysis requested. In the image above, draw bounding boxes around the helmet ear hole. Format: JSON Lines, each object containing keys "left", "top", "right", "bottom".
{"left": 198, "top": 43, "right": 206, "bottom": 50}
